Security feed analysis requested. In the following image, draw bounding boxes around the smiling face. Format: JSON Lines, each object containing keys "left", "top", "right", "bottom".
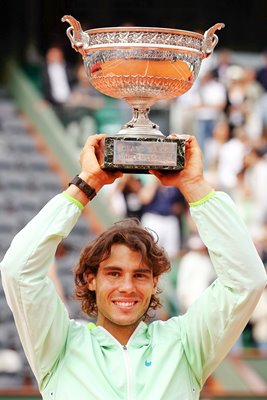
{"left": 87, "top": 244, "right": 158, "bottom": 340}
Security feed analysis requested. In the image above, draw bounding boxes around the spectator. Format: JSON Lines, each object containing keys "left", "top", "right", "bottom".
{"left": 108, "top": 174, "right": 144, "bottom": 220}
{"left": 65, "top": 63, "right": 105, "bottom": 148}
{"left": 225, "top": 65, "right": 247, "bottom": 128}
{"left": 216, "top": 125, "right": 249, "bottom": 193}
{"left": 41, "top": 44, "right": 76, "bottom": 125}
{"left": 256, "top": 50, "right": 267, "bottom": 130}
{"left": 176, "top": 234, "right": 216, "bottom": 314}
{"left": 250, "top": 287, "right": 267, "bottom": 352}
{"left": 242, "top": 67, "right": 264, "bottom": 140}
{"left": 213, "top": 48, "right": 233, "bottom": 86}
{"left": 242, "top": 147, "right": 267, "bottom": 233}
{"left": 192, "top": 69, "right": 227, "bottom": 154}
{"left": 139, "top": 176, "right": 187, "bottom": 258}
{"left": 256, "top": 48, "right": 267, "bottom": 92}
{"left": 204, "top": 117, "right": 230, "bottom": 174}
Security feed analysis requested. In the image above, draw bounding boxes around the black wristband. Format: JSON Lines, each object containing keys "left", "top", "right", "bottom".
{"left": 69, "top": 175, "right": 96, "bottom": 201}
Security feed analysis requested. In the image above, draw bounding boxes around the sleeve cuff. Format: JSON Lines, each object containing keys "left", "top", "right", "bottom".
{"left": 61, "top": 191, "right": 84, "bottom": 211}
{"left": 189, "top": 190, "right": 216, "bottom": 207}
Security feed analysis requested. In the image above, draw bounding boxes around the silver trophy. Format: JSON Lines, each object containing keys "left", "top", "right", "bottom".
{"left": 62, "top": 15, "right": 224, "bottom": 173}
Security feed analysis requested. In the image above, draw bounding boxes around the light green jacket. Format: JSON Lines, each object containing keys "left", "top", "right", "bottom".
{"left": 1, "top": 191, "right": 266, "bottom": 400}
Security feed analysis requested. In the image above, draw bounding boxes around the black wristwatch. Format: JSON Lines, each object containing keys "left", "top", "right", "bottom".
{"left": 69, "top": 175, "right": 96, "bottom": 201}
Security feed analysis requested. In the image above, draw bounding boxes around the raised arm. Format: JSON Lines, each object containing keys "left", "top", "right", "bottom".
{"left": 152, "top": 134, "right": 267, "bottom": 387}
{"left": 0, "top": 134, "right": 121, "bottom": 386}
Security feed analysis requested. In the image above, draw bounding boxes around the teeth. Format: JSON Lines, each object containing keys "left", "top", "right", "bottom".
{"left": 114, "top": 301, "right": 135, "bottom": 307}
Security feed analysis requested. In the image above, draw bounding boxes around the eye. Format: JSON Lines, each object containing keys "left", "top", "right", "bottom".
{"left": 134, "top": 273, "right": 148, "bottom": 279}
{"left": 108, "top": 271, "right": 120, "bottom": 277}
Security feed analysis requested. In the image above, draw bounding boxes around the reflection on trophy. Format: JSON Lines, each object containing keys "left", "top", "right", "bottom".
{"left": 62, "top": 16, "right": 224, "bottom": 173}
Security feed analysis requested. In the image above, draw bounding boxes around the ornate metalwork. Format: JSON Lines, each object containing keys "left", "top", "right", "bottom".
{"left": 62, "top": 15, "right": 224, "bottom": 172}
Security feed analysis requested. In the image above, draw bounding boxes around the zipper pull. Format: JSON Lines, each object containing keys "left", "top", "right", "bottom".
{"left": 123, "top": 345, "right": 127, "bottom": 350}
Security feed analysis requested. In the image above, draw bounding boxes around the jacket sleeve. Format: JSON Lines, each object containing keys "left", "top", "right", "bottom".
{"left": 0, "top": 193, "right": 82, "bottom": 386}
{"left": 179, "top": 191, "right": 267, "bottom": 388}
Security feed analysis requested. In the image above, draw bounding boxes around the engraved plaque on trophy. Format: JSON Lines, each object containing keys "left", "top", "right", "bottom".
{"left": 62, "top": 16, "right": 224, "bottom": 173}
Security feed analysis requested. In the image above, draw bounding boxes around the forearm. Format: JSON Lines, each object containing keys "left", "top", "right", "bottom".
{"left": 66, "top": 171, "right": 103, "bottom": 207}
{"left": 178, "top": 178, "right": 213, "bottom": 204}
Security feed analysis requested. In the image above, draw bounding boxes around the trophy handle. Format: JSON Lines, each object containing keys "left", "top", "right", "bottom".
{"left": 203, "top": 23, "right": 225, "bottom": 58}
{"left": 61, "top": 15, "right": 90, "bottom": 56}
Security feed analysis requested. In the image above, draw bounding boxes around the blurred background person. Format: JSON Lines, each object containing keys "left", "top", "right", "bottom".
{"left": 41, "top": 44, "right": 77, "bottom": 125}
{"left": 170, "top": 84, "right": 198, "bottom": 136}
{"left": 256, "top": 49, "right": 267, "bottom": 132}
{"left": 249, "top": 216, "right": 267, "bottom": 353}
{"left": 191, "top": 69, "right": 227, "bottom": 157}
{"left": 139, "top": 175, "right": 187, "bottom": 259}
{"left": 176, "top": 233, "right": 216, "bottom": 314}
{"left": 256, "top": 48, "right": 267, "bottom": 92}
{"left": 241, "top": 147, "right": 267, "bottom": 235}
{"left": 212, "top": 48, "right": 233, "bottom": 86}
{"left": 204, "top": 116, "right": 230, "bottom": 176}
{"left": 216, "top": 125, "right": 249, "bottom": 193}
{"left": 64, "top": 63, "right": 105, "bottom": 149}
{"left": 250, "top": 286, "right": 267, "bottom": 353}
{"left": 223, "top": 64, "right": 263, "bottom": 141}
{"left": 242, "top": 67, "right": 264, "bottom": 141}
{"left": 108, "top": 174, "right": 144, "bottom": 220}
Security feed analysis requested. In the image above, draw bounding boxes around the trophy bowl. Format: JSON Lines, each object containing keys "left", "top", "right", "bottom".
{"left": 62, "top": 16, "right": 224, "bottom": 173}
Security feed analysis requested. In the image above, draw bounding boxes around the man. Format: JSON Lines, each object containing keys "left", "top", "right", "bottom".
{"left": 138, "top": 175, "right": 187, "bottom": 259}
{"left": 1, "top": 134, "right": 266, "bottom": 399}
{"left": 41, "top": 45, "right": 76, "bottom": 126}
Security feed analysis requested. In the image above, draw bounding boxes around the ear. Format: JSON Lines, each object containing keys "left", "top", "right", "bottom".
{"left": 152, "top": 276, "right": 159, "bottom": 294}
{"left": 87, "top": 273, "right": 96, "bottom": 291}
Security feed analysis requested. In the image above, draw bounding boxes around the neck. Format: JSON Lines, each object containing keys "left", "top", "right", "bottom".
{"left": 97, "top": 320, "right": 142, "bottom": 345}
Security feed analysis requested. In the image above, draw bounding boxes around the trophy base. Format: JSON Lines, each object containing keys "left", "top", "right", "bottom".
{"left": 101, "top": 136, "right": 185, "bottom": 173}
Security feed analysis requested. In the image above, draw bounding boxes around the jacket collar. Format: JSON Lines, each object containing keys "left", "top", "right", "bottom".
{"left": 88, "top": 321, "right": 150, "bottom": 348}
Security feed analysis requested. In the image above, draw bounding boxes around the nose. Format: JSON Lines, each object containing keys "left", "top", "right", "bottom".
{"left": 118, "top": 275, "right": 135, "bottom": 293}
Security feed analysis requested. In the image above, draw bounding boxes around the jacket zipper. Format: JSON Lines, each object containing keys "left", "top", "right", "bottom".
{"left": 98, "top": 325, "right": 143, "bottom": 400}
{"left": 122, "top": 344, "right": 133, "bottom": 400}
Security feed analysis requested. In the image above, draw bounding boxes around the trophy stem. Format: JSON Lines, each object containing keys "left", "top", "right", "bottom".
{"left": 117, "top": 103, "right": 164, "bottom": 137}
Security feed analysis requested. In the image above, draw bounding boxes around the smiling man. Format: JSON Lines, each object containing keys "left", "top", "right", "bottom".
{"left": 1, "top": 134, "right": 266, "bottom": 400}
{"left": 90, "top": 245, "right": 157, "bottom": 328}
{"left": 75, "top": 223, "right": 167, "bottom": 345}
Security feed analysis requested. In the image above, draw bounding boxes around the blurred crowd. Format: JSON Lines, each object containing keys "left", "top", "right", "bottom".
{"left": 31, "top": 44, "right": 267, "bottom": 352}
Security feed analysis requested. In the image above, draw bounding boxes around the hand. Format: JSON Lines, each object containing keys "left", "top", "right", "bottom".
{"left": 79, "top": 134, "right": 123, "bottom": 192}
{"left": 150, "top": 134, "right": 213, "bottom": 203}
{"left": 67, "top": 134, "right": 123, "bottom": 205}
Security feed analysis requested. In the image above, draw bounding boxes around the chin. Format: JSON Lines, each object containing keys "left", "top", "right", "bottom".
{"left": 111, "top": 314, "right": 143, "bottom": 327}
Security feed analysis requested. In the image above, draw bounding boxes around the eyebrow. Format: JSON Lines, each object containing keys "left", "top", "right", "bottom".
{"left": 102, "top": 266, "right": 152, "bottom": 274}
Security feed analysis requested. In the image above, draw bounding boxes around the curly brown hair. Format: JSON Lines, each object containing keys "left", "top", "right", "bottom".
{"left": 73, "top": 218, "right": 171, "bottom": 320}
